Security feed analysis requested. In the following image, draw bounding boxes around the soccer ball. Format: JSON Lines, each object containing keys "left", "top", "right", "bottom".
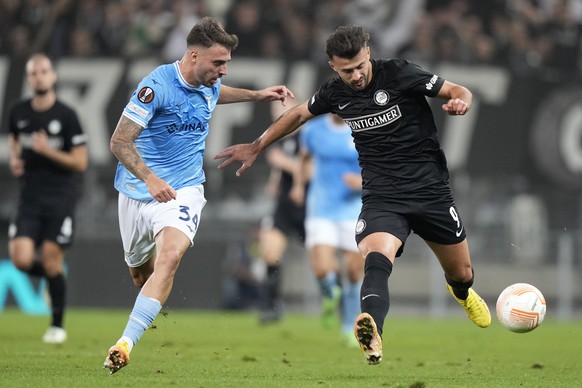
{"left": 496, "top": 283, "right": 546, "bottom": 333}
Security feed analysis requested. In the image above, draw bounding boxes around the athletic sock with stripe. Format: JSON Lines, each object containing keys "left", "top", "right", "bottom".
{"left": 360, "top": 252, "right": 393, "bottom": 336}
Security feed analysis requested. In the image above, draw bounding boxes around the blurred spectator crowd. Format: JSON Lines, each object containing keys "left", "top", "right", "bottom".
{"left": 1, "top": 0, "right": 582, "bottom": 80}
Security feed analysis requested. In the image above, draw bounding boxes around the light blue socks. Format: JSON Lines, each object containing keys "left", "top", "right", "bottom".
{"left": 319, "top": 272, "right": 339, "bottom": 299}
{"left": 342, "top": 280, "right": 362, "bottom": 334}
{"left": 120, "top": 293, "right": 162, "bottom": 350}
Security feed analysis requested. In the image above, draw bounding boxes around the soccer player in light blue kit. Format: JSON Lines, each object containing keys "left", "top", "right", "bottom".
{"left": 290, "top": 113, "right": 363, "bottom": 345}
{"left": 103, "top": 17, "right": 294, "bottom": 374}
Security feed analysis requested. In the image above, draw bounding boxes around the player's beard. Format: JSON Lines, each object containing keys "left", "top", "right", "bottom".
{"left": 349, "top": 73, "right": 369, "bottom": 91}
{"left": 33, "top": 88, "right": 50, "bottom": 96}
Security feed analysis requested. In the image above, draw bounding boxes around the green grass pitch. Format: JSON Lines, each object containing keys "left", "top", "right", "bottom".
{"left": 0, "top": 308, "right": 580, "bottom": 387}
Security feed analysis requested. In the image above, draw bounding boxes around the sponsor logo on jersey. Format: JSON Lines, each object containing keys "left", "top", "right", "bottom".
{"left": 18, "top": 133, "right": 63, "bottom": 150}
{"left": 338, "top": 102, "right": 351, "bottom": 110}
{"left": 374, "top": 90, "right": 390, "bottom": 106}
{"left": 166, "top": 121, "right": 204, "bottom": 134}
{"left": 344, "top": 105, "right": 402, "bottom": 132}
{"left": 127, "top": 101, "right": 149, "bottom": 118}
{"left": 138, "top": 86, "right": 155, "bottom": 103}
{"left": 425, "top": 74, "right": 438, "bottom": 91}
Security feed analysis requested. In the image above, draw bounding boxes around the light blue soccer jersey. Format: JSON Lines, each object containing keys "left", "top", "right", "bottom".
{"left": 300, "top": 114, "right": 361, "bottom": 221}
{"left": 114, "top": 61, "right": 219, "bottom": 200}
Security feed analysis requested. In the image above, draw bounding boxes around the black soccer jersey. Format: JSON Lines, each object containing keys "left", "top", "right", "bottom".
{"left": 308, "top": 59, "right": 447, "bottom": 200}
{"left": 8, "top": 99, "right": 86, "bottom": 199}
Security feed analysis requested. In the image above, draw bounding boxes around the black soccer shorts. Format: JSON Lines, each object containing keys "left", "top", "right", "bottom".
{"left": 355, "top": 183, "right": 466, "bottom": 257}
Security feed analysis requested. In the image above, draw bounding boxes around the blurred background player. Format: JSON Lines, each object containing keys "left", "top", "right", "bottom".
{"left": 257, "top": 102, "right": 309, "bottom": 324}
{"left": 7, "top": 53, "right": 88, "bottom": 344}
{"left": 290, "top": 113, "right": 363, "bottom": 345}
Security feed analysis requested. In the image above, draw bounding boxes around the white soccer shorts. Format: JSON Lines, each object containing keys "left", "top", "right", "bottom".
{"left": 304, "top": 218, "right": 358, "bottom": 252}
{"left": 118, "top": 185, "right": 207, "bottom": 267}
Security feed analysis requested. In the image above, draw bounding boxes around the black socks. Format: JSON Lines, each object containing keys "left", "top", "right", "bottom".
{"left": 263, "top": 265, "right": 281, "bottom": 309}
{"left": 445, "top": 269, "right": 474, "bottom": 300}
{"left": 47, "top": 273, "right": 66, "bottom": 328}
{"left": 24, "top": 262, "right": 66, "bottom": 328}
{"left": 360, "top": 252, "right": 393, "bottom": 336}
{"left": 26, "top": 261, "right": 46, "bottom": 277}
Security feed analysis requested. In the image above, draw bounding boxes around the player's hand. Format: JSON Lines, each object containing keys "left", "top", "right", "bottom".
{"left": 9, "top": 156, "right": 24, "bottom": 177}
{"left": 145, "top": 175, "right": 176, "bottom": 202}
{"left": 289, "top": 184, "right": 305, "bottom": 206}
{"left": 342, "top": 172, "right": 363, "bottom": 190}
{"left": 31, "top": 129, "right": 50, "bottom": 154}
{"left": 257, "top": 86, "right": 295, "bottom": 106}
{"left": 442, "top": 98, "right": 470, "bottom": 116}
{"left": 214, "top": 143, "right": 259, "bottom": 177}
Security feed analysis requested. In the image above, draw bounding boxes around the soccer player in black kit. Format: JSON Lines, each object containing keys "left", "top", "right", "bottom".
{"left": 215, "top": 25, "right": 491, "bottom": 365}
{"left": 7, "top": 54, "right": 88, "bottom": 344}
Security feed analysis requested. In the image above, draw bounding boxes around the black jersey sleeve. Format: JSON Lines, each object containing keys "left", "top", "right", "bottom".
{"left": 62, "top": 104, "right": 87, "bottom": 150}
{"left": 7, "top": 101, "right": 21, "bottom": 137}
{"left": 391, "top": 59, "right": 445, "bottom": 98}
{"left": 307, "top": 80, "right": 335, "bottom": 116}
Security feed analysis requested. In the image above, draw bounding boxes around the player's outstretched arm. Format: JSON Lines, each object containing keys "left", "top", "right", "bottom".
{"left": 214, "top": 101, "right": 313, "bottom": 177}
{"left": 218, "top": 85, "right": 295, "bottom": 105}
{"left": 438, "top": 80, "right": 472, "bottom": 116}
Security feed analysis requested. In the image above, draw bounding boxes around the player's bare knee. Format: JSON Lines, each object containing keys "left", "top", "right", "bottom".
{"left": 43, "top": 266, "right": 61, "bottom": 278}
{"left": 446, "top": 266, "right": 474, "bottom": 285}
{"left": 11, "top": 257, "right": 33, "bottom": 272}
{"left": 155, "top": 252, "right": 182, "bottom": 277}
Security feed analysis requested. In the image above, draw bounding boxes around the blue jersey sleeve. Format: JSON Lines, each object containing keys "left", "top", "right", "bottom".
{"left": 123, "top": 66, "right": 168, "bottom": 128}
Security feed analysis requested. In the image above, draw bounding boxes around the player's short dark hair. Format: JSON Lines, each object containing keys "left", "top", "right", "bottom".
{"left": 187, "top": 16, "right": 239, "bottom": 50}
{"left": 325, "top": 25, "right": 370, "bottom": 60}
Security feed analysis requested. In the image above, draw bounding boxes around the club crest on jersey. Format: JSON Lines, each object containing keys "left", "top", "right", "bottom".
{"left": 374, "top": 90, "right": 389, "bottom": 106}
{"left": 355, "top": 219, "right": 366, "bottom": 235}
{"left": 138, "top": 87, "right": 155, "bottom": 103}
{"left": 47, "top": 120, "right": 62, "bottom": 134}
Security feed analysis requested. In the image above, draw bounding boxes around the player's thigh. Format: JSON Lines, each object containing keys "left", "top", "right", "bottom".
{"left": 308, "top": 244, "right": 338, "bottom": 276}
{"left": 344, "top": 250, "right": 364, "bottom": 282}
{"left": 259, "top": 225, "right": 288, "bottom": 264}
{"left": 425, "top": 239, "right": 473, "bottom": 281}
{"left": 355, "top": 205, "right": 409, "bottom": 260}
{"left": 118, "top": 194, "right": 156, "bottom": 268}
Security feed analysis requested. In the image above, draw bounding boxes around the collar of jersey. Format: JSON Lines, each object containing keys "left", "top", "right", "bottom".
{"left": 174, "top": 61, "right": 207, "bottom": 91}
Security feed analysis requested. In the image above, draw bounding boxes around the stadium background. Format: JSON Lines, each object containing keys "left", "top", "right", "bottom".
{"left": 0, "top": 0, "right": 580, "bottom": 317}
